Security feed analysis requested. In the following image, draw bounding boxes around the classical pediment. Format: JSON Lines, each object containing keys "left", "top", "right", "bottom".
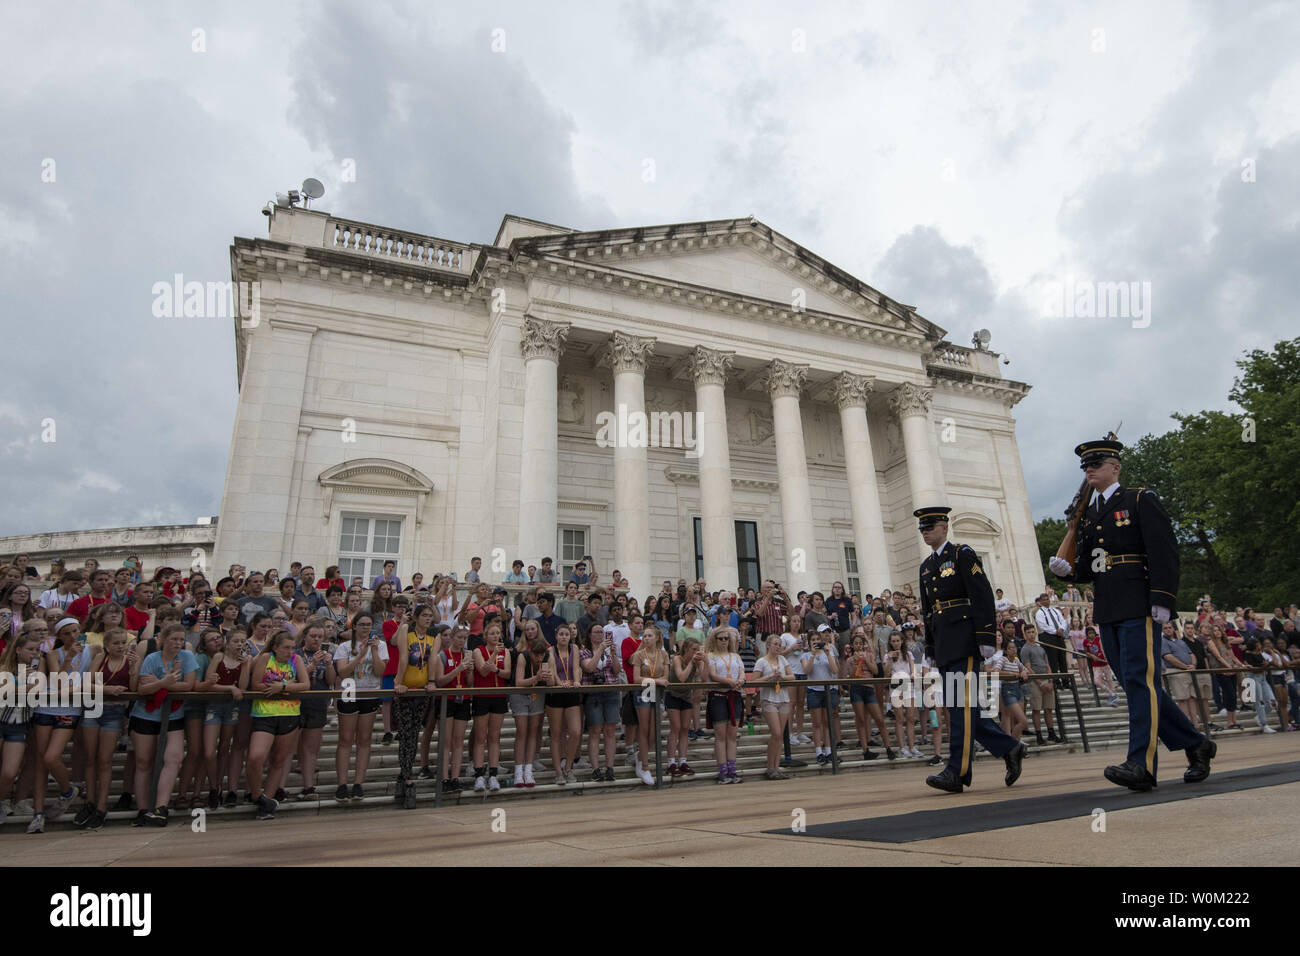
{"left": 318, "top": 458, "right": 434, "bottom": 493}
{"left": 317, "top": 458, "right": 434, "bottom": 524}
{"left": 507, "top": 217, "right": 946, "bottom": 342}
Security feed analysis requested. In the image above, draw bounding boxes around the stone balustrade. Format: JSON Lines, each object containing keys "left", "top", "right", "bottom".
{"left": 325, "top": 217, "right": 474, "bottom": 274}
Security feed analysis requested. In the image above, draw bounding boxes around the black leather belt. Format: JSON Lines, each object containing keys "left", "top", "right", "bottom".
{"left": 1103, "top": 553, "right": 1145, "bottom": 571}
{"left": 935, "top": 598, "right": 971, "bottom": 612}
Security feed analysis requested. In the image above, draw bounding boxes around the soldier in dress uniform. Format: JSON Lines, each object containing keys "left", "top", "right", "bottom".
{"left": 916, "top": 507, "right": 1027, "bottom": 793}
{"left": 1047, "top": 439, "right": 1216, "bottom": 790}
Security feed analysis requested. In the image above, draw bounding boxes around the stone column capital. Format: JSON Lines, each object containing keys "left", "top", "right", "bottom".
{"left": 888, "top": 380, "right": 934, "bottom": 418}
{"left": 690, "top": 346, "right": 734, "bottom": 387}
{"left": 764, "top": 359, "right": 808, "bottom": 399}
{"left": 831, "top": 371, "right": 875, "bottom": 410}
{"left": 520, "top": 314, "right": 570, "bottom": 362}
{"left": 601, "top": 330, "right": 656, "bottom": 375}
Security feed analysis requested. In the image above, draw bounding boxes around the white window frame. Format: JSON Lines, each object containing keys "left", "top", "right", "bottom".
{"left": 557, "top": 525, "right": 589, "bottom": 582}
{"left": 842, "top": 543, "right": 861, "bottom": 596}
{"left": 337, "top": 512, "right": 404, "bottom": 585}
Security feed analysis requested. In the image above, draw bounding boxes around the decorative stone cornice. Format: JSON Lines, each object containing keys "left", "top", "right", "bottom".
{"left": 764, "top": 359, "right": 808, "bottom": 399}
{"left": 520, "top": 314, "right": 570, "bottom": 362}
{"left": 928, "top": 367, "right": 1031, "bottom": 409}
{"left": 888, "top": 381, "right": 934, "bottom": 419}
{"left": 664, "top": 466, "right": 779, "bottom": 493}
{"left": 831, "top": 371, "right": 875, "bottom": 410}
{"left": 600, "top": 330, "right": 656, "bottom": 375}
{"left": 690, "top": 346, "right": 734, "bottom": 387}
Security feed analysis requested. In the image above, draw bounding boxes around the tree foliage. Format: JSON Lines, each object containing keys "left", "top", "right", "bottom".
{"left": 1037, "top": 338, "right": 1300, "bottom": 609}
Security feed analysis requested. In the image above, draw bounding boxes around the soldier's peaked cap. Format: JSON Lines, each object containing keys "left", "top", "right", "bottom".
{"left": 913, "top": 506, "right": 951, "bottom": 529}
{"left": 1074, "top": 438, "right": 1123, "bottom": 468}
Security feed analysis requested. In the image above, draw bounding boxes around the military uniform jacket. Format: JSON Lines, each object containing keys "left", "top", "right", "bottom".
{"left": 1066, "top": 485, "right": 1179, "bottom": 625}
{"left": 919, "top": 541, "right": 995, "bottom": 667}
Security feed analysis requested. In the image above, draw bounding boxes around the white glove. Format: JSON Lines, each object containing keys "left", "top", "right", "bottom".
{"left": 1151, "top": 605, "right": 1170, "bottom": 623}
{"left": 1048, "top": 556, "right": 1071, "bottom": 577}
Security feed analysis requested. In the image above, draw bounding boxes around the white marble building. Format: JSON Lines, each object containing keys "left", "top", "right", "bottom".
{"left": 214, "top": 206, "right": 1045, "bottom": 602}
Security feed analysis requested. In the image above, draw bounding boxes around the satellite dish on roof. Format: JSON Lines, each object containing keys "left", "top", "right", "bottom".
{"left": 300, "top": 180, "right": 325, "bottom": 209}
{"left": 972, "top": 328, "right": 992, "bottom": 349}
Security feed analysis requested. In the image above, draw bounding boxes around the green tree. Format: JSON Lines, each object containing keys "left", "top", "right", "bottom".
{"left": 1034, "top": 516, "right": 1067, "bottom": 590}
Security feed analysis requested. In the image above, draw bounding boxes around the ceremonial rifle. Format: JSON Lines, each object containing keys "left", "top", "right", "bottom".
{"left": 1054, "top": 426, "right": 1119, "bottom": 569}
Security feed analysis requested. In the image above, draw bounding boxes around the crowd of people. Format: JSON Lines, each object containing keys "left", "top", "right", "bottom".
{"left": 1, "top": 552, "right": 1297, "bottom": 832}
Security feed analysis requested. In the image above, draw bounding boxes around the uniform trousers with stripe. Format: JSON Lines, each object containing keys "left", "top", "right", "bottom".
{"left": 939, "top": 656, "right": 1019, "bottom": 778}
{"left": 1100, "top": 617, "right": 1201, "bottom": 778}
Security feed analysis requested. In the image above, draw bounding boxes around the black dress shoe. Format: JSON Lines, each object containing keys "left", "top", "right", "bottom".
{"left": 1104, "top": 761, "right": 1158, "bottom": 791}
{"left": 1184, "top": 736, "right": 1217, "bottom": 783}
{"left": 960, "top": 768, "right": 972, "bottom": 788}
{"left": 925, "top": 768, "right": 964, "bottom": 793}
{"left": 1004, "top": 742, "right": 1027, "bottom": 787}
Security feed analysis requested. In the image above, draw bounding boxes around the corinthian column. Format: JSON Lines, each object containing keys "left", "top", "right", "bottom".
{"left": 890, "top": 379, "right": 940, "bottom": 511}
{"left": 691, "top": 346, "right": 738, "bottom": 588}
{"left": 602, "top": 331, "right": 655, "bottom": 595}
{"left": 832, "top": 372, "right": 891, "bottom": 594}
{"left": 517, "top": 315, "right": 568, "bottom": 569}
{"left": 766, "top": 359, "right": 818, "bottom": 596}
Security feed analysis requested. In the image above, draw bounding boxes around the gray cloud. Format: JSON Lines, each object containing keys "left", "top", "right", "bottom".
{"left": 872, "top": 225, "right": 997, "bottom": 325}
{"left": 285, "top": 5, "right": 615, "bottom": 241}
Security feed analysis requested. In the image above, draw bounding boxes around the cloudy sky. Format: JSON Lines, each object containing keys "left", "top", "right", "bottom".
{"left": 2, "top": 0, "right": 1297, "bottom": 539}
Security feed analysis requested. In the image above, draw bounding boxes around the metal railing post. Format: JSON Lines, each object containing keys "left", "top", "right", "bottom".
{"left": 826, "top": 685, "right": 838, "bottom": 774}
{"left": 433, "top": 691, "right": 446, "bottom": 809}
{"left": 151, "top": 705, "right": 171, "bottom": 811}
{"left": 1066, "top": 671, "right": 1090, "bottom": 753}
{"left": 653, "top": 690, "right": 663, "bottom": 790}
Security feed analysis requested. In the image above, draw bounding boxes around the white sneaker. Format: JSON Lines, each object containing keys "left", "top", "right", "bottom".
{"left": 473, "top": 775, "right": 487, "bottom": 792}
{"left": 532, "top": 756, "right": 545, "bottom": 772}
{"left": 47, "top": 788, "right": 76, "bottom": 822}
{"left": 26, "top": 813, "right": 44, "bottom": 834}
{"left": 522, "top": 765, "right": 535, "bottom": 787}
{"left": 488, "top": 775, "right": 501, "bottom": 791}
{"left": 13, "top": 799, "right": 33, "bottom": 816}
{"left": 638, "top": 769, "right": 655, "bottom": 786}
{"left": 556, "top": 765, "right": 568, "bottom": 786}
{"left": 513, "top": 766, "right": 525, "bottom": 788}
{"left": 624, "top": 749, "right": 639, "bottom": 767}
{"left": 1262, "top": 725, "right": 1277, "bottom": 734}
{"left": 574, "top": 757, "right": 591, "bottom": 770}
{"left": 1216, "top": 708, "right": 1228, "bottom": 717}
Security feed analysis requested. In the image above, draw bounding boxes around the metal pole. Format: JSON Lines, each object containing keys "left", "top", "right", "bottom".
{"left": 1067, "top": 672, "right": 1090, "bottom": 754}
{"left": 1058, "top": 674, "right": 1072, "bottom": 743}
{"left": 653, "top": 690, "right": 663, "bottom": 790}
{"left": 827, "top": 682, "right": 838, "bottom": 774}
{"left": 151, "top": 704, "right": 170, "bottom": 811}
{"left": 433, "top": 692, "right": 446, "bottom": 809}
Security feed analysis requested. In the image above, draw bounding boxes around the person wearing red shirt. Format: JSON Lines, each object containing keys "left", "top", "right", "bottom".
{"left": 68, "top": 570, "right": 112, "bottom": 625}
{"left": 315, "top": 565, "right": 345, "bottom": 592}
{"left": 377, "top": 595, "right": 409, "bottom": 743}
{"left": 123, "top": 581, "right": 157, "bottom": 634}
{"left": 457, "top": 583, "right": 500, "bottom": 649}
